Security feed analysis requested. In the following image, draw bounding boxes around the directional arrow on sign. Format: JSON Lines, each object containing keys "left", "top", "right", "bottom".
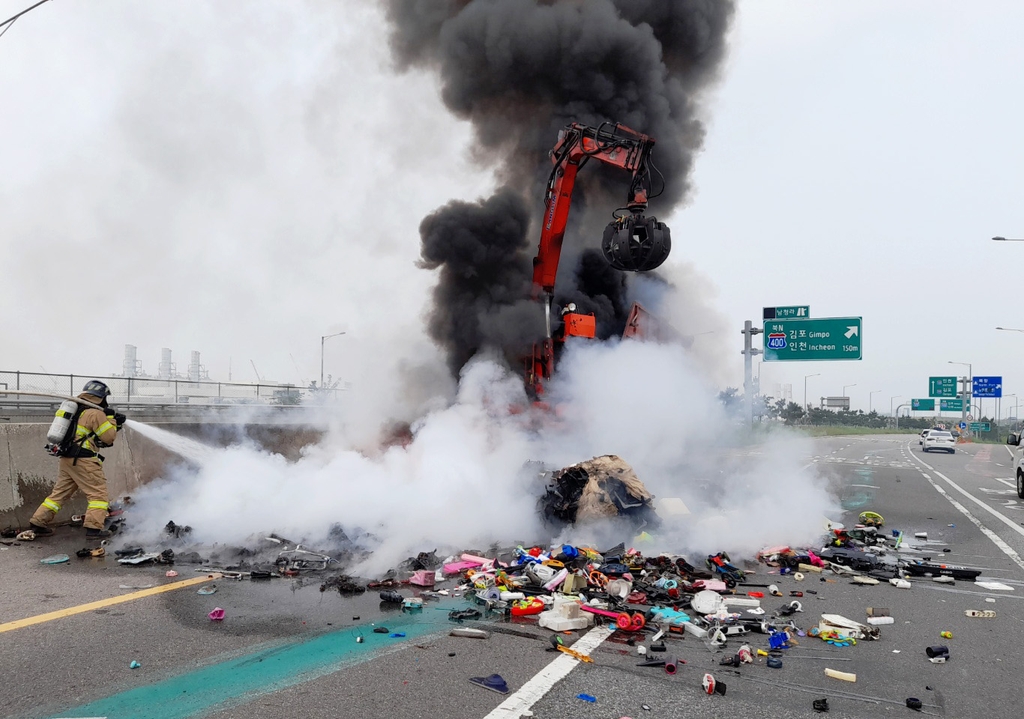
{"left": 844, "top": 326, "right": 859, "bottom": 338}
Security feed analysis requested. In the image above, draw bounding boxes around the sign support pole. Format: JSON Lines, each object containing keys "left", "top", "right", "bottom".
{"left": 742, "top": 320, "right": 762, "bottom": 430}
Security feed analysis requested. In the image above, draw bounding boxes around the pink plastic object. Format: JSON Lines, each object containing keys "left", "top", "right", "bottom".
{"left": 692, "top": 579, "right": 728, "bottom": 592}
{"left": 461, "top": 553, "right": 495, "bottom": 569}
{"left": 409, "top": 570, "right": 435, "bottom": 587}
{"left": 165, "top": 570, "right": 179, "bottom": 578}
{"left": 208, "top": 607, "right": 225, "bottom": 621}
{"left": 806, "top": 550, "right": 826, "bottom": 568}
{"left": 444, "top": 561, "right": 479, "bottom": 575}
{"left": 544, "top": 569, "right": 569, "bottom": 592}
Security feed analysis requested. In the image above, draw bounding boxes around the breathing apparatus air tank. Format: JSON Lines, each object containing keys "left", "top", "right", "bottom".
{"left": 46, "top": 400, "right": 80, "bottom": 445}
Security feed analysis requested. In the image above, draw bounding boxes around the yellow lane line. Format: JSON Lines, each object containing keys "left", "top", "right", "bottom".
{"left": 0, "top": 573, "right": 222, "bottom": 634}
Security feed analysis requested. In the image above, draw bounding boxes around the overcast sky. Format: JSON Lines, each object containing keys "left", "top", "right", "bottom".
{"left": 2, "top": 1, "right": 1022, "bottom": 418}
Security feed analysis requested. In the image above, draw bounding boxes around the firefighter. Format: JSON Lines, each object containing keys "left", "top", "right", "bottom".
{"left": 29, "top": 380, "right": 126, "bottom": 540}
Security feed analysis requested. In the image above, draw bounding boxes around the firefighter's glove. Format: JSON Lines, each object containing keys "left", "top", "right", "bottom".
{"left": 113, "top": 412, "right": 127, "bottom": 428}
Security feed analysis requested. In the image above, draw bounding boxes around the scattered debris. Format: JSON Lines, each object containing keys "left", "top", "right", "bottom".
{"left": 40, "top": 554, "right": 69, "bottom": 565}
{"left": 320, "top": 575, "right": 366, "bottom": 594}
{"left": 702, "top": 673, "right": 726, "bottom": 695}
{"left": 129, "top": 660, "right": 141, "bottom": 669}
{"left": 824, "top": 668, "right": 856, "bottom": 682}
{"left": 197, "top": 585, "right": 217, "bottom": 595}
{"left": 208, "top": 608, "right": 225, "bottom": 621}
{"left": 539, "top": 455, "right": 658, "bottom": 530}
{"left": 450, "top": 627, "right": 489, "bottom": 639}
{"left": 965, "top": 610, "right": 996, "bottom": 618}
{"left": 165, "top": 520, "right": 192, "bottom": 539}
{"left": 15, "top": 530, "right": 35, "bottom": 541}
{"left": 469, "top": 674, "right": 509, "bottom": 695}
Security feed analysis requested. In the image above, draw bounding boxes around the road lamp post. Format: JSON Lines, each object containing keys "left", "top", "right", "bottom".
{"left": 842, "top": 384, "right": 856, "bottom": 411}
{"left": 1004, "top": 393, "right": 1017, "bottom": 422}
{"left": 869, "top": 390, "right": 881, "bottom": 414}
{"left": 889, "top": 395, "right": 901, "bottom": 428}
{"left": 320, "top": 331, "right": 347, "bottom": 389}
{"left": 804, "top": 373, "right": 820, "bottom": 412}
{"left": 948, "top": 361, "right": 972, "bottom": 434}
{"left": 992, "top": 236, "right": 1024, "bottom": 241}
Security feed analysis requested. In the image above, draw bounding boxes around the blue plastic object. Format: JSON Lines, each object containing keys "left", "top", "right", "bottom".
{"left": 649, "top": 606, "right": 690, "bottom": 625}
{"left": 768, "top": 631, "right": 790, "bottom": 650}
{"left": 562, "top": 545, "right": 579, "bottom": 558}
{"left": 576, "top": 694, "right": 597, "bottom": 703}
{"left": 389, "top": 632, "right": 406, "bottom": 638}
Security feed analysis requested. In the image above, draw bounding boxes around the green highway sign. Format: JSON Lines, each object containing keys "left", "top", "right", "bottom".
{"left": 969, "top": 422, "right": 991, "bottom": 432}
{"left": 940, "top": 398, "right": 964, "bottom": 412}
{"left": 763, "top": 317, "right": 862, "bottom": 362}
{"left": 912, "top": 399, "right": 935, "bottom": 411}
{"left": 763, "top": 305, "right": 810, "bottom": 320}
{"left": 929, "top": 376, "right": 957, "bottom": 398}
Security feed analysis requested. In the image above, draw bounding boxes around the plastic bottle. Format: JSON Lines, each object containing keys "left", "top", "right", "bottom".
{"left": 46, "top": 400, "right": 79, "bottom": 445}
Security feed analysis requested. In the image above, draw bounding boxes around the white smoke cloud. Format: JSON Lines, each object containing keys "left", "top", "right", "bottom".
{"left": 125, "top": 338, "right": 837, "bottom": 574}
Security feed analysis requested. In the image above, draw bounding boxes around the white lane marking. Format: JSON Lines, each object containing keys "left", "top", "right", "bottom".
{"left": 1007, "top": 446, "right": 1016, "bottom": 459}
{"left": 906, "top": 446, "right": 1024, "bottom": 574}
{"left": 482, "top": 626, "right": 612, "bottom": 718}
{"left": 909, "top": 447, "right": 1024, "bottom": 540}
{"left": 995, "top": 478, "right": 1017, "bottom": 488}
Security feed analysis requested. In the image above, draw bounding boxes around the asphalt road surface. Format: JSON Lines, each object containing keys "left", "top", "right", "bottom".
{"left": 4, "top": 434, "right": 1024, "bottom": 719}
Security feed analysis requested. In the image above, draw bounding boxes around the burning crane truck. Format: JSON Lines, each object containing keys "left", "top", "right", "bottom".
{"left": 526, "top": 121, "right": 672, "bottom": 397}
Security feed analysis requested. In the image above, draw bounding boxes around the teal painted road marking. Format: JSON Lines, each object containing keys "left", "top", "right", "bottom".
{"left": 52, "top": 615, "right": 447, "bottom": 719}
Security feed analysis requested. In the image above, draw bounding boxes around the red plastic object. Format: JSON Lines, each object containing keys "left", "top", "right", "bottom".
{"left": 748, "top": 591, "right": 764, "bottom": 598}
{"left": 581, "top": 605, "right": 646, "bottom": 632}
{"left": 510, "top": 598, "right": 545, "bottom": 617}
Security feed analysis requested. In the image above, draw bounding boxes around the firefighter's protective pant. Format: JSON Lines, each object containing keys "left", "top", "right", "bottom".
{"left": 31, "top": 457, "right": 109, "bottom": 530}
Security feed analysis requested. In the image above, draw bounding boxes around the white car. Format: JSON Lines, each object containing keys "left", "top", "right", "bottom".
{"left": 1005, "top": 432, "right": 1024, "bottom": 498}
{"left": 922, "top": 431, "right": 956, "bottom": 453}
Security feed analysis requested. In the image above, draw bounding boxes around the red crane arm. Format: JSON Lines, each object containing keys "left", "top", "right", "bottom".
{"left": 531, "top": 122, "right": 655, "bottom": 296}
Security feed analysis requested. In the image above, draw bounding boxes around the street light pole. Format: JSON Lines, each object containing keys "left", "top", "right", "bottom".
{"left": 842, "top": 384, "right": 856, "bottom": 411}
{"left": 869, "top": 390, "right": 881, "bottom": 414}
{"left": 992, "top": 236, "right": 1024, "bottom": 241}
{"left": 1003, "top": 394, "right": 1017, "bottom": 420}
{"left": 889, "top": 395, "right": 901, "bottom": 427}
{"left": 320, "top": 331, "right": 347, "bottom": 389}
{"left": 804, "top": 373, "right": 820, "bottom": 411}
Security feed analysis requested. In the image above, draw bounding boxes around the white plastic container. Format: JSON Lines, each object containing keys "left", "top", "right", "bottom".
{"left": 538, "top": 610, "right": 592, "bottom": 631}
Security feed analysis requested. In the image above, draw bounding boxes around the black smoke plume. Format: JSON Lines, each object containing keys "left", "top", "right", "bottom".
{"left": 387, "top": 0, "right": 735, "bottom": 374}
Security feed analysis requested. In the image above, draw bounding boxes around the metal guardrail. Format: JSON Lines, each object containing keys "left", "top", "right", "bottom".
{"left": 0, "top": 370, "right": 341, "bottom": 408}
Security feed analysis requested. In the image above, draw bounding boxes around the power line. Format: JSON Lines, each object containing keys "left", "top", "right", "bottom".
{"left": 1, "top": 0, "right": 52, "bottom": 31}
